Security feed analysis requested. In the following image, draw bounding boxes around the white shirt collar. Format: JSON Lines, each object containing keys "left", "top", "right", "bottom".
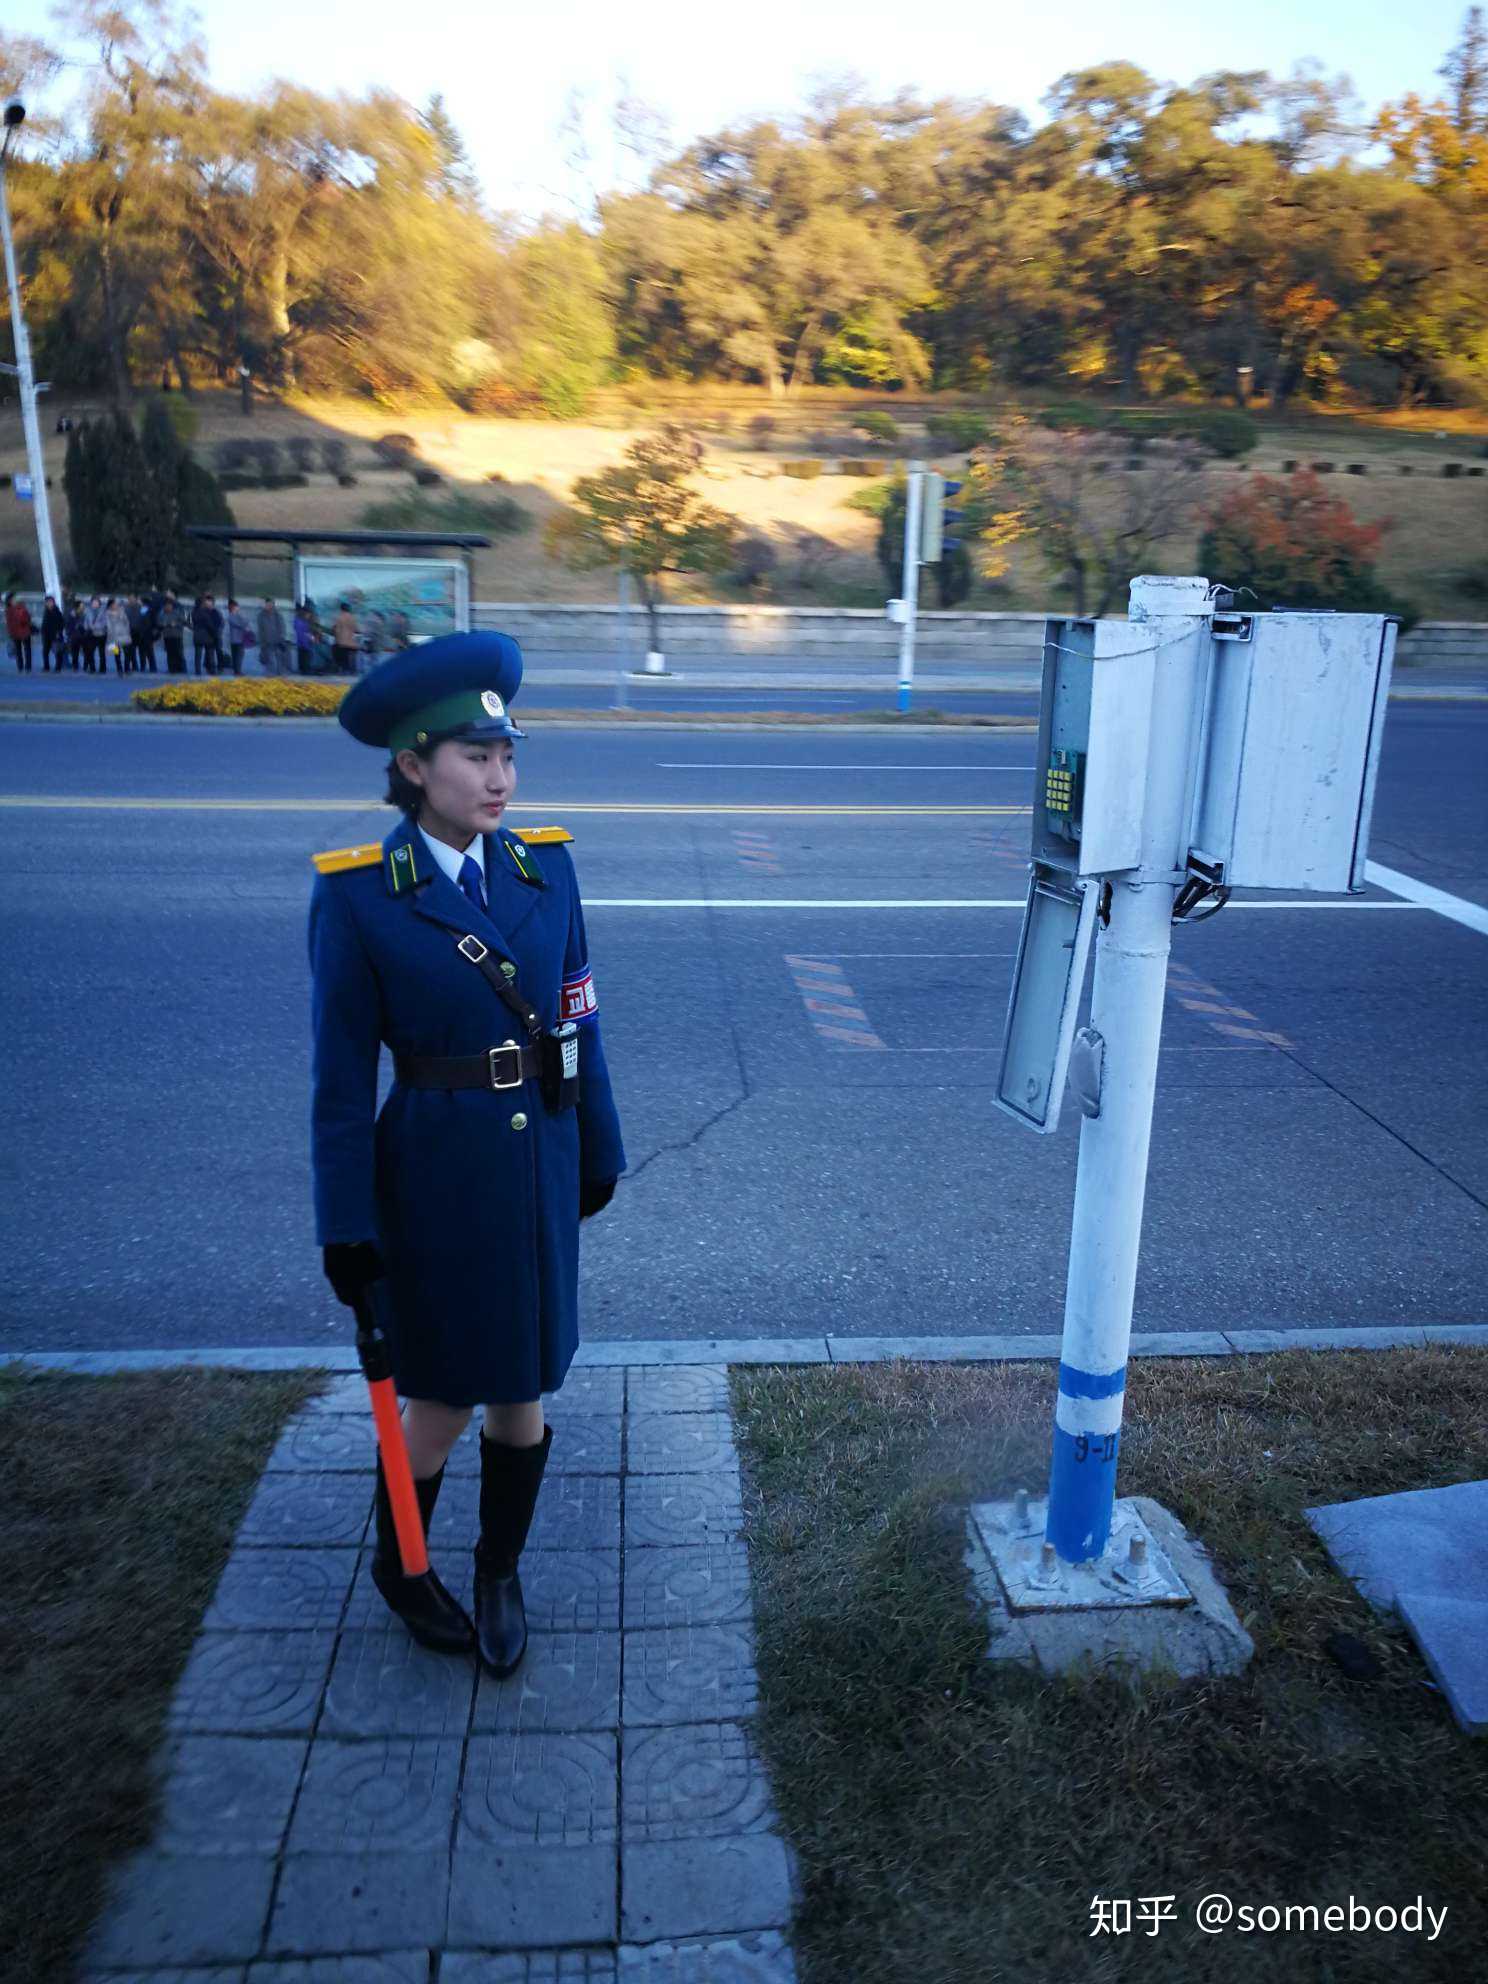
{"left": 417, "top": 821, "right": 487, "bottom": 891}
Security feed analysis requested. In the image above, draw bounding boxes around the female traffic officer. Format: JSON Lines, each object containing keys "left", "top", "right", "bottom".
{"left": 307, "top": 631, "right": 624, "bottom": 1678}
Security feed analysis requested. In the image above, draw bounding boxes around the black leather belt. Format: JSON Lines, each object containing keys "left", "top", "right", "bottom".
{"left": 394, "top": 1044, "right": 540, "bottom": 1092}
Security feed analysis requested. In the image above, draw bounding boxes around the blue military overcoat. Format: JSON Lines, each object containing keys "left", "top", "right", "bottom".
{"left": 308, "top": 811, "right": 625, "bottom": 1406}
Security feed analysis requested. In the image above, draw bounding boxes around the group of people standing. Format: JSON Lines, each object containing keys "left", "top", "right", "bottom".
{"left": 5, "top": 590, "right": 414, "bottom": 677}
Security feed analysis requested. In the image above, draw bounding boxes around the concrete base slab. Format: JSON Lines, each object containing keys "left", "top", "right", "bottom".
{"left": 1306, "top": 1478, "right": 1488, "bottom": 1735}
{"left": 972, "top": 1496, "right": 1192, "bottom": 1612}
{"left": 1397, "top": 1593, "right": 1488, "bottom": 1735}
{"left": 963, "top": 1496, "right": 1254, "bottom": 1681}
{"left": 1305, "top": 1478, "right": 1488, "bottom": 1611}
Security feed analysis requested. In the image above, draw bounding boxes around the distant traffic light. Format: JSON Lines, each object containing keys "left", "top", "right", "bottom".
{"left": 919, "top": 472, "right": 966, "bottom": 562}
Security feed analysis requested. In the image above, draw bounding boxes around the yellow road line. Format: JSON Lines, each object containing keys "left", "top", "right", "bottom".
{"left": 0, "top": 797, "right": 1030, "bottom": 817}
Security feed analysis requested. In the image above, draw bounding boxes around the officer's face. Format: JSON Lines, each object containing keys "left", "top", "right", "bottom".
{"left": 406, "top": 738, "right": 518, "bottom": 841}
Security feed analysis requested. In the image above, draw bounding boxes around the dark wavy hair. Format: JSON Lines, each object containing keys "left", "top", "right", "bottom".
{"left": 382, "top": 743, "right": 435, "bottom": 817}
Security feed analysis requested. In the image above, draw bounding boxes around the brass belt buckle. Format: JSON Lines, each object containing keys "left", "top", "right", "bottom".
{"left": 488, "top": 1041, "right": 523, "bottom": 1091}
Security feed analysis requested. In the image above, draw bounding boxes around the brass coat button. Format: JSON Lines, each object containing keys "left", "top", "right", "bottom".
{"left": 510, "top": 1112, "right": 528, "bottom": 1131}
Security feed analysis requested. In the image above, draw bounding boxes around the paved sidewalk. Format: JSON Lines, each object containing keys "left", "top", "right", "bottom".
{"left": 82, "top": 1364, "right": 801, "bottom": 1983}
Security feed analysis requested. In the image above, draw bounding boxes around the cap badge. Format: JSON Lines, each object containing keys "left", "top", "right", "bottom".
{"left": 480, "top": 690, "right": 506, "bottom": 719}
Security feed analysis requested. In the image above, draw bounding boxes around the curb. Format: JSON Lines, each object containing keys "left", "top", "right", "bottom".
{"left": 9, "top": 1322, "right": 1487, "bottom": 1377}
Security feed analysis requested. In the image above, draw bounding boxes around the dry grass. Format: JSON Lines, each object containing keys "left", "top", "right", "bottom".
{"left": 2, "top": 389, "right": 1486, "bottom": 616}
{"left": 0, "top": 1363, "right": 326, "bottom": 1984}
{"left": 730, "top": 1347, "right": 1488, "bottom": 1984}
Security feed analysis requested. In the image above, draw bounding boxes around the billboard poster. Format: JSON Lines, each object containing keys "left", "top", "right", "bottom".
{"left": 294, "top": 557, "right": 469, "bottom": 649}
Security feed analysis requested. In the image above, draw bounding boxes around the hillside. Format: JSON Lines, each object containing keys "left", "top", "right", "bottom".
{"left": 2, "top": 390, "right": 1485, "bottom": 619}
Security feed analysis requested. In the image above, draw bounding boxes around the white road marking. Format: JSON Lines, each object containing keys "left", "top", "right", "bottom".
{"left": 585, "top": 897, "right": 1428, "bottom": 910}
{"left": 0, "top": 797, "right": 1027, "bottom": 817}
{"left": 1364, "top": 860, "right": 1488, "bottom": 937}
{"left": 655, "top": 762, "right": 1034, "bottom": 772}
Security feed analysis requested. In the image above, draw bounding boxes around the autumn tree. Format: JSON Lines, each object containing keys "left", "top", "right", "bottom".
{"left": 544, "top": 427, "right": 739, "bottom": 657}
{"left": 1197, "top": 469, "right": 1413, "bottom": 621}
{"left": 994, "top": 427, "right": 1203, "bottom": 616}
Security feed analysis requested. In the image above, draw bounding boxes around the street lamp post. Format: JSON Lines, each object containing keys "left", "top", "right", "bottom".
{"left": 0, "top": 98, "right": 63, "bottom": 604}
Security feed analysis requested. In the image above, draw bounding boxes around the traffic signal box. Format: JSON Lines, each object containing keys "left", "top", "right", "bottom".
{"left": 1031, "top": 598, "right": 1394, "bottom": 893}
{"left": 998, "top": 583, "right": 1397, "bottom": 1133}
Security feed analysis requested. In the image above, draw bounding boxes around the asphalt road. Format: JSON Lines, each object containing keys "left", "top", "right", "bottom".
{"left": 1, "top": 654, "right": 1041, "bottom": 720}
{"left": 3, "top": 648, "right": 1480, "bottom": 723}
{"left": 2, "top": 703, "right": 1484, "bottom": 1357}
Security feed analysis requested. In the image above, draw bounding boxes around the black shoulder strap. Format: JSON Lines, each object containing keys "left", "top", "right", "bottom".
{"left": 454, "top": 933, "right": 543, "bottom": 1042}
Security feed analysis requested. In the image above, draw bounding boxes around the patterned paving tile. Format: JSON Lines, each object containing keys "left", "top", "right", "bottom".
{"left": 203, "top": 1549, "right": 360, "bottom": 1632}
{"left": 320, "top": 1629, "right": 477, "bottom": 1740}
{"left": 527, "top": 1475, "right": 621, "bottom": 1553}
{"left": 623, "top": 1546, "right": 754, "bottom": 1631}
{"left": 443, "top": 1955, "right": 618, "bottom": 1983}
{"left": 301, "top": 1376, "right": 376, "bottom": 1415}
{"left": 621, "top": 1838, "right": 796, "bottom": 1946}
{"left": 620, "top": 1724, "right": 778, "bottom": 1842}
{"left": 168, "top": 1632, "right": 336, "bottom": 1736}
{"left": 616, "top": 1931, "right": 798, "bottom": 1980}
{"left": 266, "top": 1416, "right": 380, "bottom": 1472}
{"left": 458, "top": 1732, "right": 618, "bottom": 1847}
{"left": 544, "top": 1366, "right": 626, "bottom": 1416}
{"left": 626, "top": 1415, "right": 737, "bottom": 1476}
{"left": 246, "top": 1955, "right": 430, "bottom": 1982}
{"left": 472, "top": 1630, "right": 622, "bottom": 1735}
{"left": 81, "top": 1971, "right": 248, "bottom": 1984}
{"left": 267, "top": 1852, "right": 450, "bottom": 1958}
{"left": 287, "top": 1737, "right": 463, "bottom": 1851}
{"left": 449, "top": 1732, "right": 619, "bottom": 1949}
{"left": 623, "top": 1473, "right": 744, "bottom": 1552}
{"left": 625, "top": 1367, "right": 731, "bottom": 1417}
{"left": 621, "top": 1627, "right": 759, "bottom": 1727}
{"left": 236, "top": 1474, "right": 371, "bottom": 1550}
{"left": 153, "top": 1736, "right": 307, "bottom": 1855}
{"left": 83, "top": 1853, "right": 276, "bottom": 1968}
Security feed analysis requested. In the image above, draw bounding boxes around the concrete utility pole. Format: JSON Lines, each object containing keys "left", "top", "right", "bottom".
{"left": 895, "top": 463, "right": 923, "bottom": 714}
{"left": 0, "top": 99, "right": 62, "bottom": 605}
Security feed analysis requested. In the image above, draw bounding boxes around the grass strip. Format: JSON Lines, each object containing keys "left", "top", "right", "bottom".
{"left": 0, "top": 1363, "right": 326, "bottom": 1984}
{"left": 0, "top": 701, "right": 1036, "bottom": 727}
{"left": 729, "top": 1348, "right": 1488, "bottom": 1983}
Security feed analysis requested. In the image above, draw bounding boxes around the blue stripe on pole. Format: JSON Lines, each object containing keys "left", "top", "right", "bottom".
{"left": 1047, "top": 1422, "right": 1121, "bottom": 1561}
{"left": 1057, "top": 1361, "right": 1127, "bottom": 1401}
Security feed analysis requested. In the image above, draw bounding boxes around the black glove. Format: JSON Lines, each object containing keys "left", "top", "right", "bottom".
{"left": 322, "top": 1240, "right": 384, "bottom": 1307}
{"left": 580, "top": 1176, "right": 617, "bottom": 1221}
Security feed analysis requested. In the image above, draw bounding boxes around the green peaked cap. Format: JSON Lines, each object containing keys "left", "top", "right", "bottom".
{"left": 387, "top": 687, "right": 526, "bottom": 756}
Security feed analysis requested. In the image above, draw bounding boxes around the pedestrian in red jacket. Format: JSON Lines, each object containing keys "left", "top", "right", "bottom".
{"left": 5, "top": 593, "right": 34, "bottom": 672}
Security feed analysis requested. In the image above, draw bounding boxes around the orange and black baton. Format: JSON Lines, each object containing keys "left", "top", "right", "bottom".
{"left": 352, "top": 1278, "right": 428, "bottom": 1578}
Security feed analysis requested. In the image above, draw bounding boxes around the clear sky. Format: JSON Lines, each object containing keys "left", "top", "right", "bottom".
{"left": 7, "top": 0, "right": 1471, "bottom": 218}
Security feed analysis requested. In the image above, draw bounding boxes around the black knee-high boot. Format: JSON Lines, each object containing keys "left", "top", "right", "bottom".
{"left": 474, "top": 1423, "right": 553, "bottom": 1677}
{"left": 370, "top": 1456, "right": 475, "bottom": 1654}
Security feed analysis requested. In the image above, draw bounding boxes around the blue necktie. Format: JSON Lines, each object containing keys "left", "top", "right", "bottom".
{"left": 457, "top": 852, "right": 486, "bottom": 914}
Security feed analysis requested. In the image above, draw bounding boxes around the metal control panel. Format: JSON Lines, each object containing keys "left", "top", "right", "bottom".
{"left": 1190, "top": 611, "right": 1396, "bottom": 893}
{"left": 995, "top": 870, "right": 1098, "bottom": 1134}
{"left": 1033, "top": 619, "right": 1154, "bottom": 878}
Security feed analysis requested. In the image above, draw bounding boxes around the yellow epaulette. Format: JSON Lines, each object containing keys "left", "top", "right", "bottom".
{"left": 516, "top": 826, "right": 574, "bottom": 845}
{"left": 311, "top": 843, "right": 383, "bottom": 875}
